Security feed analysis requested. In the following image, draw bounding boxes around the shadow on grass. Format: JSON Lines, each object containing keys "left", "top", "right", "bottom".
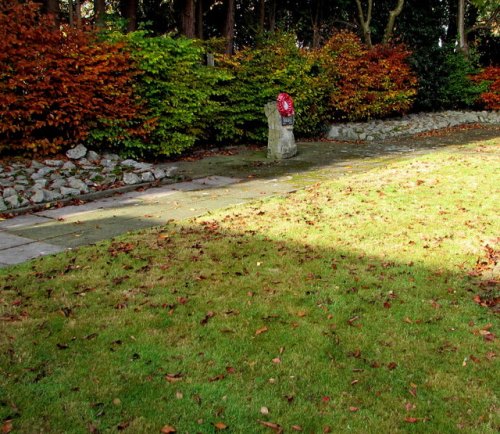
{"left": 0, "top": 212, "right": 496, "bottom": 433}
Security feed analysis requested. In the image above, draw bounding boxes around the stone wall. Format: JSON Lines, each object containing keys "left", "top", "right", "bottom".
{"left": 327, "top": 110, "right": 500, "bottom": 141}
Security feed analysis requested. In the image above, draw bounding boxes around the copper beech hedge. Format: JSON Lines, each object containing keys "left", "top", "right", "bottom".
{"left": 0, "top": 0, "right": 145, "bottom": 156}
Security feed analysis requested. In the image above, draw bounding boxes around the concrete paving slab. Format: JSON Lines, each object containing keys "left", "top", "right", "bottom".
{"left": 0, "top": 241, "right": 66, "bottom": 267}
{"left": 7, "top": 220, "right": 84, "bottom": 242}
{"left": 192, "top": 176, "right": 242, "bottom": 188}
{"left": 0, "top": 232, "right": 39, "bottom": 249}
{"left": 36, "top": 194, "right": 143, "bottom": 220}
{"left": 0, "top": 214, "right": 53, "bottom": 230}
{"left": 170, "top": 181, "right": 206, "bottom": 192}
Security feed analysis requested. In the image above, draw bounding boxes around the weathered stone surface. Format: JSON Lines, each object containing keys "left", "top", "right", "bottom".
{"left": 60, "top": 186, "right": 80, "bottom": 196}
{"left": 87, "top": 150, "right": 100, "bottom": 163}
{"left": 265, "top": 102, "right": 297, "bottom": 160}
{"left": 3, "top": 187, "right": 17, "bottom": 198}
{"left": 121, "top": 159, "right": 139, "bottom": 168}
{"left": 328, "top": 110, "right": 500, "bottom": 141}
{"left": 123, "top": 172, "right": 141, "bottom": 185}
{"left": 152, "top": 168, "right": 166, "bottom": 180}
{"left": 141, "top": 172, "right": 155, "bottom": 182}
{"left": 66, "top": 144, "right": 88, "bottom": 160}
{"left": 30, "top": 189, "right": 45, "bottom": 203}
{"left": 68, "top": 177, "right": 89, "bottom": 193}
{"left": 0, "top": 198, "right": 6, "bottom": 211}
{"left": 4, "top": 195, "right": 19, "bottom": 208}
{"left": 165, "top": 166, "right": 178, "bottom": 177}
{"left": 44, "top": 159, "right": 64, "bottom": 167}
{"left": 101, "top": 159, "right": 115, "bottom": 168}
{"left": 62, "top": 161, "right": 76, "bottom": 171}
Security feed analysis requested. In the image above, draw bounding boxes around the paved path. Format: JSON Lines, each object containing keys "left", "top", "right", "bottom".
{"left": 1, "top": 127, "right": 498, "bottom": 267}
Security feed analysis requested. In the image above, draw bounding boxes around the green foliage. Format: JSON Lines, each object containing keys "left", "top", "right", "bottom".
{"left": 411, "top": 46, "right": 487, "bottom": 111}
{"left": 436, "top": 49, "right": 486, "bottom": 109}
{"left": 214, "top": 32, "right": 331, "bottom": 144}
{"left": 124, "top": 32, "right": 231, "bottom": 157}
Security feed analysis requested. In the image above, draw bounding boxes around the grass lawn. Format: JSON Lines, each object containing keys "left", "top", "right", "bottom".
{"left": 1, "top": 139, "right": 499, "bottom": 433}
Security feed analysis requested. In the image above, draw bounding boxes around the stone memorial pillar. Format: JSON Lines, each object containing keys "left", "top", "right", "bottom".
{"left": 265, "top": 93, "right": 297, "bottom": 159}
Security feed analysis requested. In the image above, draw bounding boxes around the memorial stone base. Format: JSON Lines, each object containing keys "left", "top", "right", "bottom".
{"left": 265, "top": 102, "right": 297, "bottom": 160}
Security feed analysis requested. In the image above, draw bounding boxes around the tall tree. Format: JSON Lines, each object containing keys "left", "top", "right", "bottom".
{"left": 178, "top": 0, "right": 196, "bottom": 37}
{"left": 354, "top": 0, "right": 373, "bottom": 47}
{"left": 223, "top": 0, "right": 235, "bottom": 53}
{"left": 120, "top": 0, "right": 138, "bottom": 32}
{"left": 94, "top": 0, "right": 105, "bottom": 28}
{"left": 383, "top": 0, "right": 404, "bottom": 43}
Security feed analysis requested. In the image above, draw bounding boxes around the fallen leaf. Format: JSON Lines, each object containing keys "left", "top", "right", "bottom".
{"left": 160, "top": 425, "right": 176, "bottom": 433}
{"left": 297, "top": 311, "right": 307, "bottom": 317}
{"left": 405, "top": 417, "right": 420, "bottom": 423}
{"left": 117, "top": 421, "right": 130, "bottom": 430}
{"left": 291, "top": 426, "right": 302, "bottom": 431}
{"left": 165, "top": 373, "right": 183, "bottom": 383}
{"left": 214, "top": 422, "right": 227, "bottom": 430}
{"left": 255, "top": 326, "right": 269, "bottom": 335}
{"left": 260, "top": 406, "right": 269, "bottom": 415}
{"left": 323, "top": 427, "right": 332, "bottom": 433}
{"left": 200, "top": 311, "right": 215, "bottom": 325}
{"left": 387, "top": 362, "right": 398, "bottom": 370}
{"left": 272, "top": 357, "right": 281, "bottom": 364}
{"left": 2, "top": 420, "right": 13, "bottom": 434}
{"left": 349, "top": 406, "right": 359, "bottom": 412}
{"left": 257, "top": 420, "right": 283, "bottom": 433}
{"left": 208, "top": 374, "right": 225, "bottom": 382}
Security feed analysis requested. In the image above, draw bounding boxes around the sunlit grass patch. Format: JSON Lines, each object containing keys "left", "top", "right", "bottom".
{"left": 1, "top": 139, "right": 499, "bottom": 433}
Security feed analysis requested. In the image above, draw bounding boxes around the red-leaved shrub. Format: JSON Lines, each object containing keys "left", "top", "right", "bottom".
{"left": 318, "top": 31, "right": 417, "bottom": 121}
{"left": 0, "top": 0, "right": 144, "bottom": 155}
{"left": 470, "top": 66, "right": 500, "bottom": 110}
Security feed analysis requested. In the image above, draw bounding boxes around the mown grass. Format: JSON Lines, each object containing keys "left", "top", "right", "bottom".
{"left": 1, "top": 139, "right": 499, "bottom": 433}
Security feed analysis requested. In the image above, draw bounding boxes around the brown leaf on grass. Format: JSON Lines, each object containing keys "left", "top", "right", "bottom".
{"left": 117, "top": 421, "right": 130, "bottom": 430}
{"left": 272, "top": 357, "right": 281, "bottom": 364}
{"left": 165, "top": 373, "right": 183, "bottom": 383}
{"left": 160, "top": 425, "right": 176, "bottom": 433}
{"left": 2, "top": 420, "right": 13, "bottom": 434}
{"left": 291, "top": 425, "right": 302, "bottom": 431}
{"left": 214, "top": 422, "right": 228, "bottom": 430}
{"left": 323, "top": 426, "right": 332, "bottom": 433}
{"left": 257, "top": 420, "right": 283, "bottom": 433}
{"left": 347, "top": 316, "right": 359, "bottom": 326}
{"left": 208, "top": 374, "right": 225, "bottom": 382}
{"left": 225, "top": 366, "right": 236, "bottom": 374}
{"left": 404, "top": 417, "right": 420, "bottom": 423}
{"left": 349, "top": 406, "right": 359, "bottom": 412}
{"left": 255, "top": 326, "right": 269, "bottom": 335}
{"left": 200, "top": 311, "right": 215, "bottom": 325}
{"left": 387, "top": 362, "right": 398, "bottom": 370}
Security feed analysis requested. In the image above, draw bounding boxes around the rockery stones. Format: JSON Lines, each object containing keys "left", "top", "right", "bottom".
{"left": 0, "top": 145, "right": 178, "bottom": 211}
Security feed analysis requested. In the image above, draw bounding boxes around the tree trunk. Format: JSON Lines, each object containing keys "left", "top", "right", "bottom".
{"left": 259, "top": 0, "right": 266, "bottom": 33}
{"left": 75, "top": 0, "right": 82, "bottom": 28}
{"left": 269, "top": 0, "right": 276, "bottom": 32}
{"left": 179, "top": 0, "right": 196, "bottom": 37}
{"left": 457, "top": 0, "right": 468, "bottom": 54}
{"left": 46, "top": 0, "right": 60, "bottom": 17}
{"left": 446, "top": 0, "right": 458, "bottom": 43}
{"left": 223, "top": 0, "right": 235, "bottom": 54}
{"left": 383, "top": 0, "right": 404, "bottom": 44}
{"left": 120, "top": 0, "right": 138, "bottom": 33}
{"left": 311, "top": 0, "right": 323, "bottom": 48}
{"left": 94, "top": 0, "right": 106, "bottom": 28}
{"left": 196, "top": 0, "right": 204, "bottom": 39}
{"left": 354, "top": 0, "right": 373, "bottom": 48}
